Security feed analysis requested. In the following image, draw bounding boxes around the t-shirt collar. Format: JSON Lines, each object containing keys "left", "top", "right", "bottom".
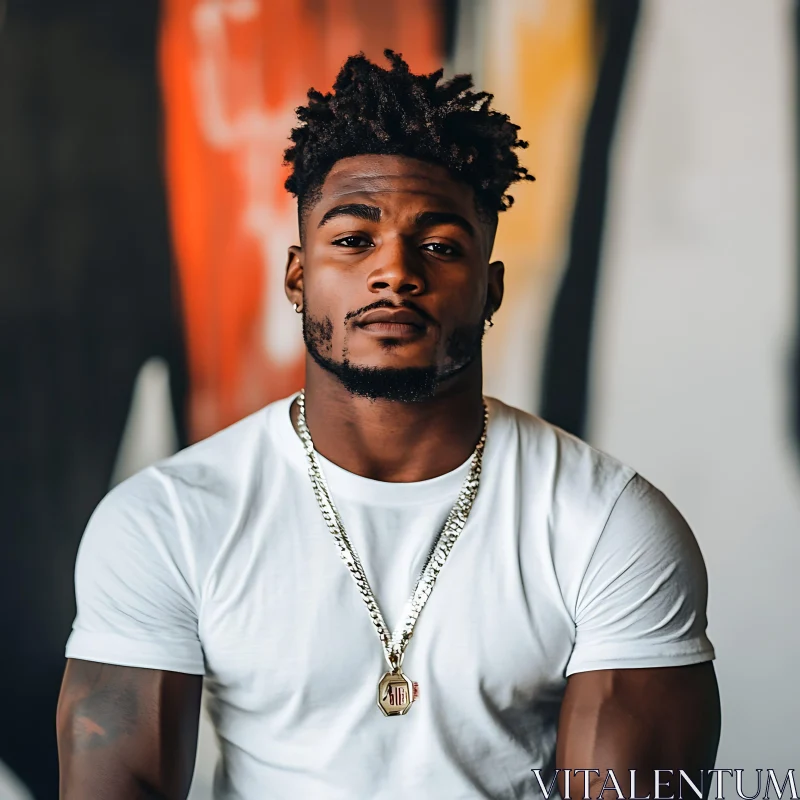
{"left": 269, "top": 390, "right": 493, "bottom": 507}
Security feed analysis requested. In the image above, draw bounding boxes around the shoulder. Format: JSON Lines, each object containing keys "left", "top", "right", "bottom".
{"left": 154, "top": 398, "right": 279, "bottom": 489}
{"left": 148, "top": 392, "right": 295, "bottom": 516}
{"left": 486, "top": 396, "right": 636, "bottom": 515}
{"left": 598, "top": 472, "right": 707, "bottom": 573}
{"left": 484, "top": 399, "right": 701, "bottom": 600}
{"left": 566, "top": 470, "right": 714, "bottom": 672}
{"left": 82, "top": 394, "right": 296, "bottom": 581}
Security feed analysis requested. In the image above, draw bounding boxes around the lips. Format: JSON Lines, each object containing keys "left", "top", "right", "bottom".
{"left": 355, "top": 307, "right": 428, "bottom": 331}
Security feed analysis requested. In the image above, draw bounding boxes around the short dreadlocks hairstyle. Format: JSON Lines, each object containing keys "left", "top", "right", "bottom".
{"left": 284, "top": 49, "right": 534, "bottom": 230}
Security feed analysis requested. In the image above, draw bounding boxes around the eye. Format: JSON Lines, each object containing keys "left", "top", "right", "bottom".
{"left": 332, "top": 235, "right": 373, "bottom": 248}
{"left": 422, "top": 242, "right": 460, "bottom": 257}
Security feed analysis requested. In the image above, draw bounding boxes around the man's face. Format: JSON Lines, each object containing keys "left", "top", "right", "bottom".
{"left": 285, "top": 154, "right": 504, "bottom": 401}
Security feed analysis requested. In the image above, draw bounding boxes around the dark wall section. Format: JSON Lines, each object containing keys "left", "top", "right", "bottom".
{"left": 539, "top": 0, "right": 641, "bottom": 439}
{"left": 793, "top": 1, "right": 800, "bottom": 462}
{"left": 440, "top": 0, "right": 460, "bottom": 62}
{"left": 0, "top": 2, "right": 185, "bottom": 795}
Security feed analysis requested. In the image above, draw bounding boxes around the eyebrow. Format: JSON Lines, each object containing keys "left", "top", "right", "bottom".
{"left": 414, "top": 211, "right": 475, "bottom": 239}
{"left": 318, "top": 203, "right": 381, "bottom": 228}
{"left": 316, "top": 204, "right": 476, "bottom": 239}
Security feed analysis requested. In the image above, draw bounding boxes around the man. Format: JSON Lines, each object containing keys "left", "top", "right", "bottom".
{"left": 57, "top": 51, "right": 720, "bottom": 799}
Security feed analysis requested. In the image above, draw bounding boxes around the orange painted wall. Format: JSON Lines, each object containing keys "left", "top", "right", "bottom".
{"left": 159, "top": 0, "right": 442, "bottom": 440}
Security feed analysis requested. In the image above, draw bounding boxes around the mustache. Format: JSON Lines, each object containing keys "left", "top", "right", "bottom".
{"left": 343, "top": 298, "right": 438, "bottom": 327}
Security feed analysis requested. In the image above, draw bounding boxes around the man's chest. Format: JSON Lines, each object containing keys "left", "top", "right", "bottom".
{"left": 197, "top": 496, "right": 576, "bottom": 731}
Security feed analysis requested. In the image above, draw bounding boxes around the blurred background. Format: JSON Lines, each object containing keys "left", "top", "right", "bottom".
{"left": 1, "top": 0, "right": 798, "bottom": 797}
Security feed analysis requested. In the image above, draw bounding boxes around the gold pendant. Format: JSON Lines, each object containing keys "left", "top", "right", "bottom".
{"left": 377, "top": 669, "right": 417, "bottom": 716}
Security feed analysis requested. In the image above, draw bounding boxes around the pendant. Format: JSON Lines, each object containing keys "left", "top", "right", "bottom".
{"left": 377, "top": 669, "right": 417, "bottom": 716}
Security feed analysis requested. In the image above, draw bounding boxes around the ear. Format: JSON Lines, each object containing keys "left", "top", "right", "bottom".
{"left": 486, "top": 260, "right": 504, "bottom": 319}
{"left": 285, "top": 245, "right": 304, "bottom": 310}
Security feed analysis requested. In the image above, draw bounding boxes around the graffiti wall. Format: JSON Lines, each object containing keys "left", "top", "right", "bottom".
{"left": 159, "top": 0, "right": 442, "bottom": 440}
{"left": 1, "top": 1, "right": 798, "bottom": 797}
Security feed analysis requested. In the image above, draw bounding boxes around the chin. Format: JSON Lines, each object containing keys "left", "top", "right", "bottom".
{"left": 345, "top": 336, "right": 438, "bottom": 368}
{"left": 307, "top": 348, "right": 440, "bottom": 402}
{"left": 350, "top": 353, "right": 437, "bottom": 372}
{"left": 336, "top": 363, "right": 441, "bottom": 402}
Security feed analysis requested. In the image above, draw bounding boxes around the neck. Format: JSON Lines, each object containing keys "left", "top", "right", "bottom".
{"left": 290, "top": 358, "right": 486, "bottom": 482}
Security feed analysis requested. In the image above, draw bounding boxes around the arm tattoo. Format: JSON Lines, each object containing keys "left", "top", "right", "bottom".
{"left": 72, "top": 681, "right": 139, "bottom": 750}
{"left": 66, "top": 662, "right": 141, "bottom": 751}
{"left": 59, "top": 660, "right": 202, "bottom": 798}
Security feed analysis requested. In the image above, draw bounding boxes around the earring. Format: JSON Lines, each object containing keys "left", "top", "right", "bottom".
{"left": 484, "top": 317, "right": 494, "bottom": 329}
{"left": 293, "top": 302, "right": 302, "bottom": 314}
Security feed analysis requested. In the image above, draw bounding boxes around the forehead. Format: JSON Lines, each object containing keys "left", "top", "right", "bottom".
{"left": 315, "top": 154, "right": 478, "bottom": 219}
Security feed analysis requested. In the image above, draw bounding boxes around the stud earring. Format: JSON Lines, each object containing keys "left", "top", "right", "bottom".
{"left": 484, "top": 317, "right": 494, "bottom": 329}
{"left": 293, "top": 302, "right": 302, "bottom": 314}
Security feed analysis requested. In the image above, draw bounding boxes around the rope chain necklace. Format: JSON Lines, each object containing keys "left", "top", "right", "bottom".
{"left": 295, "top": 389, "right": 489, "bottom": 716}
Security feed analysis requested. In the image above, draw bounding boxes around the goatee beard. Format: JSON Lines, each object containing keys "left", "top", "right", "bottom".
{"left": 302, "top": 311, "right": 484, "bottom": 403}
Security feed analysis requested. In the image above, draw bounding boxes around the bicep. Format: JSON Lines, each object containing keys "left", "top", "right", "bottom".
{"left": 57, "top": 659, "right": 203, "bottom": 800}
{"left": 556, "top": 663, "right": 721, "bottom": 799}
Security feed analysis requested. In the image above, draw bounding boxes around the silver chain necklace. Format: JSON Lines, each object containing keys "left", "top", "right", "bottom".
{"left": 295, "top": 389, "right": 489, "bottom": 716}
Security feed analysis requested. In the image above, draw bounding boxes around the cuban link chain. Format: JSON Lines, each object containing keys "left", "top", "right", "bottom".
{"left": 295, "top": 389, "right": 488, "bottom": 673}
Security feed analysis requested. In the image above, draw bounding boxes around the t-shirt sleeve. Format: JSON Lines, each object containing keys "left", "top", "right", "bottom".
{"left": 65, "top": 467, "right": 206, "bottom": 675}
{"left": 565, "top": 473, "right": 715, "bottom": 676}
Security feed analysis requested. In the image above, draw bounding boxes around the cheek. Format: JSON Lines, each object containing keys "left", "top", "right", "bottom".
{"left": 433, "top": 274, "right": 487, "bottom": 323}
{"left": 304, "top": 264, "right": 363, "bottom": 352}
{"left": 305, "top": 256, "right": 363, "bottom": 305}
{"left": 302, "top": 313, "right": 335, "bottom": 356}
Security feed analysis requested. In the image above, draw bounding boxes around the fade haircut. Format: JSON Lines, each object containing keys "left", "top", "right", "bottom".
{"left": 283, "top": 49, "right": 535, "bottom": 232}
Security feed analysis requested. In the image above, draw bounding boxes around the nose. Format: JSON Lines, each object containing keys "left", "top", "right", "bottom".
{"left": 366, "top": 236, "right": 426, "bottom": 296}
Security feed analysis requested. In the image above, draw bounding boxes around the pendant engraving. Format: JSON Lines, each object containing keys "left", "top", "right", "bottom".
{"left": 377, "top": 670, "right": 415, "bottom": 716}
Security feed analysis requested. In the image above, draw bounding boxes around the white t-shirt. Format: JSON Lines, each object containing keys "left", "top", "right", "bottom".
{"left": 66, "top": 393, "right": 715, "bottom": 800}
